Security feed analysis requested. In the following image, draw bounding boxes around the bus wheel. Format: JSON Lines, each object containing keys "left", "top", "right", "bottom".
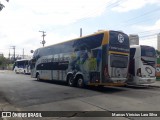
{"left": 37, "top": 74, "right": 41, "bottom": 81}
{"left": 77, "top": 77, "right": 85, "bottom": 88}
{"left": 67, "top": 75, "right": 76, "bottom": 87}
{"left": 97, "top": 85, "right": 104, "bottom": 89}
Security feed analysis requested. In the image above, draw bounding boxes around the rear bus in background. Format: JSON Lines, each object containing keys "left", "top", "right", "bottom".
{"left": 127, "top": 45, "right": 156, "bottom": 85}
{"left": 30, "top": 30, "right": 130, "bottom": 87}
{"left": 13, "top": 59, "right": 31, "bottom": 74}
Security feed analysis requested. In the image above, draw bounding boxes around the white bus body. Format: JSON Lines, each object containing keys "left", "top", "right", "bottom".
{"left": 127, "top": 45, "right": 156, "bottom": 85}
{"left": 13, "top": 59, "right": 31, "bottom": 74}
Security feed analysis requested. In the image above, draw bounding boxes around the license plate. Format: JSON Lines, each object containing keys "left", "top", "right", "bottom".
{"left": 147, "top": 79, "right": 151, "bottom": 82}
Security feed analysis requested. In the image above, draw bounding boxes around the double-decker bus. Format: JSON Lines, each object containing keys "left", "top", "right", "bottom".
{"left": 127, "top": 45, "right": 156, "bottom": 85}
{"left": 13, "top": 59, "right": 31, "bottom": 74}
{"left": 30, "top": 30, "right": 130, "bottom": 87}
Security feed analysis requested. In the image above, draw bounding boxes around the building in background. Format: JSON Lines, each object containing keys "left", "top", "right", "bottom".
{"left": 129, "top": 34, "right": 139, "bottom": 45}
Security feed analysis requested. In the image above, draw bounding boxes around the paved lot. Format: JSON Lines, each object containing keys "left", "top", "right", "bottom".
{"left": 0, "top": 70, "right": 160, "bottom": 120}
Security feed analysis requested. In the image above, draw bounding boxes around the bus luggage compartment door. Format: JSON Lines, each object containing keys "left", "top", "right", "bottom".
{"left": 89, "top": 72, "right": 100, "bottom": 83}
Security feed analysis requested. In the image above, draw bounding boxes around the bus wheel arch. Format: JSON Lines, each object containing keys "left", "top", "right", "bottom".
{"left": 75, "top": 74, "right": 85, "bottom": 88}
{"left": 36, "top": 72, "right": 41, "bottom": 81}
{"left": 67, "top": 74, "right": 76, "bottom": 87}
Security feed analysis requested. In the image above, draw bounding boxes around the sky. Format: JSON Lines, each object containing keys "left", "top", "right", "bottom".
{"left": 0, "top": 0, "right": 160, "bottom": 58}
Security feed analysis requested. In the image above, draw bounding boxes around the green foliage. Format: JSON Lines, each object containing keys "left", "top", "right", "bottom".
{"left": 156, "top": 50, "right": 160, "bottom": 57}
{"left": 0, "top": 56, "right": 10, "bottom": 68}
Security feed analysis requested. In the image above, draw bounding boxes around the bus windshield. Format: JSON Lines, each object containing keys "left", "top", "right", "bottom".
{"left": 141, "top": 46, "right": 156, "bottom": 57}
{"left": 16, "top": 60, "right": 27, "bottom": 67}
{"left": 110, "top": 55, "right": 128, "bottom": 68}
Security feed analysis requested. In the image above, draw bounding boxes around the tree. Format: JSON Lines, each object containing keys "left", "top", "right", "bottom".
{"left": 0, "top": 0, "right": 9, "bottom": 11}
{"left": 156, "top": 50, "right": 160, "bottom": 58}
{"left": 0, "top": 3, "right": 5, "bottom": 11}
{"left": 0, "top": 56, "right": 11, "bottom": 69}
{"left": 0, "top": 56, "right": 6, "bottom": 69}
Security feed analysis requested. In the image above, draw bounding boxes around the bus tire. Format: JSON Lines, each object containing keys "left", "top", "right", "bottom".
{"left": 77, "top": 76, "right": 85, "bottom": 88}
{"left": 97, "top": 85, "right": 104, "bottom": 89}
{"left": 67, "top": 75, "right": 76, "bottom": 87}
{"left": 36, "top": 73, "right": 41, "bottom": 81}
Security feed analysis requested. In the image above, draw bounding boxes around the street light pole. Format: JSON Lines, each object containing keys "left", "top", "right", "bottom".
{"left": 39, "top": 31, "right": 46, "bottom": 47}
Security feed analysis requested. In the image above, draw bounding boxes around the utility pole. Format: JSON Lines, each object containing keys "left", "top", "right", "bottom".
{"left": 39, "top": 31, "right": 46, "bottom": 47}
{"left": 8, "top": 48, "right": 10, "bottom": 60}
{"left": 23, "top": 48, "right": 24, "bottom": 59}
{"left": 10, "top": 46, "right": 15, "bottom": 61}
{"left": 80, "top": 28, "right": 82, "bottom": 37}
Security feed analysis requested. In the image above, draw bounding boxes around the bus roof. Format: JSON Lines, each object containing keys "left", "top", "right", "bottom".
{"left": 130, "top": 45, "right": 155, "bottom": 49}
{"left": 16, "top": 59, "right": 31, "bottom": 62}
{"left": 37, "top": 30, "right": 127, "bottom": 50}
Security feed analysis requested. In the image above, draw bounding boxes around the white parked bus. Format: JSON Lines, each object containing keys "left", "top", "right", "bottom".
{"left": 127, "top": 45, "right": 156, "bottom": 85}
{"left": 30, "top": 30, "right": 130, "bottom": 87}
{"left": 13, "top": 59, "right": 31, "bottom": 74}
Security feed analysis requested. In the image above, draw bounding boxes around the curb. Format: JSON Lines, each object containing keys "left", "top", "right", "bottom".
{"left": 148, "top": 85, "right": 160, "bottom": 88}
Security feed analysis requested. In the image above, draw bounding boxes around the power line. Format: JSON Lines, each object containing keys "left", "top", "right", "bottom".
{"left": 47, "top": 0, "right": 125, "bottom": 32}
{"left": 140, "top": 33, "right": 157, "bottom": 38}
{"left": 116, "top": 7, "right": 160, "bottom": 29}
{"left": 123, "top": 8, "right": 160, "bottom": 23}
{"left": 70, "top": 0, "right": 121, "bottom": 23}
{"left": 117, "top": 15, "right": 160, "bottom": 29}
{"left": 134, "top": 29, "right": 160, "bottom": 34}
{"left": 41, "top": 0, "right": 160, "bottom": 40}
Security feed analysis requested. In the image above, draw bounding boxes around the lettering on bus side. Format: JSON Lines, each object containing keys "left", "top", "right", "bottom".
{"left": 52, "top": 57, "right": 70, "bottom": 62}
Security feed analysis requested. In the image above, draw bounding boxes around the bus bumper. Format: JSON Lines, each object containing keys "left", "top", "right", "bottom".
{"left": 138, "top": 77, "right": 156, "bottom": 85}
{"left": 109, "top": 78, "right": 127, "bottom": 83}
{"left": 88, "top": 82, "right": 126, "bottom": 86}
{"left": 88, "top": 78, "right": 127, "bottom": 86}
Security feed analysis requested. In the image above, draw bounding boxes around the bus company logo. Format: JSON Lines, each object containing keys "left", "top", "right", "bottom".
{"left": 118, "top": 34, "right": 124, "bottom": 43}
{"left": 145, "top": 67, "right": 152, "bottom": 74}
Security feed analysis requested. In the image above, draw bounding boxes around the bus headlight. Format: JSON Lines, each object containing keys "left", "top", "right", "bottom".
{"left": 137, "top": 68, "right": 142, "bottom": 77}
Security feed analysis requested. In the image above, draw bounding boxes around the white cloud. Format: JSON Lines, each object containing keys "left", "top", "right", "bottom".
{"left": 111, "top": 0, "right": 160, "bottom": 12}
{"left": 3, "top": 0, "right": 108, "bottom": 26}
{"left": 1, "top": 0, "right": 160, "bottom": 57}
{"left": 133, "top": 19, "right": 160, "bottom": 31}
{"left": 140, "top": 37, "right": 157, "bottom": 49}
{"left": 132, "top": 19, "right": 160, "bottom": 49}
{"left": 0, "top": 0, "right": 109, "bottom": 57}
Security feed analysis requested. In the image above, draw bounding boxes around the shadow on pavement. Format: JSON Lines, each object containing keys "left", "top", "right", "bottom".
{"left": 33, "top": 79, "right": 127, "bottom": 94}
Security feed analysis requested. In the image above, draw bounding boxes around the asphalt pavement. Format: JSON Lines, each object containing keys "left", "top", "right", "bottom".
{"left": 149, "top": 80, "right": 160, "bottom": 87}
{"left": 0, "top": 70, "right": 160, "bottom": 120}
